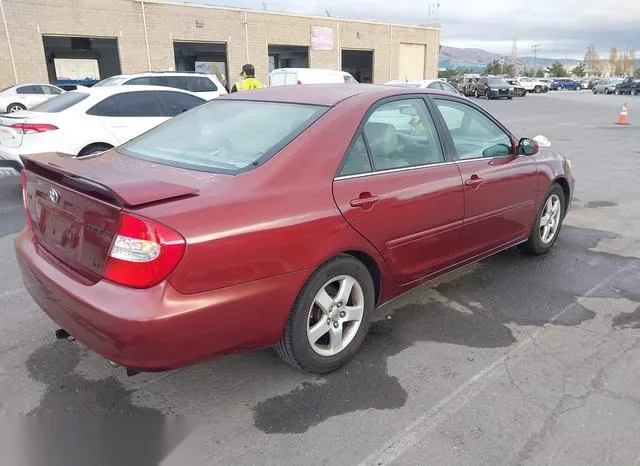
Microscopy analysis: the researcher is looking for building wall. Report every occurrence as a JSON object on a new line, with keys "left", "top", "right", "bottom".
{"left": 0, "top": 0, "right": 439, "bottom": 89}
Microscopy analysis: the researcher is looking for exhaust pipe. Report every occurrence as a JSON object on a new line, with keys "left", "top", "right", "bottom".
{"left": 105, "top": 359, "right": 119, "bottom": 368}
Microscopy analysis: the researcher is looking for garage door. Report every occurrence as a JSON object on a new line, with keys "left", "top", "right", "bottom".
{"left": 398, "top": 43, "right": 426, "bottom": 81}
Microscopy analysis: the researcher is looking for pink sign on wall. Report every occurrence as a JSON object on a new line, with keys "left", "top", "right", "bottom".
{"left": 311, "top": 26, "right": 334, "bottom": 51}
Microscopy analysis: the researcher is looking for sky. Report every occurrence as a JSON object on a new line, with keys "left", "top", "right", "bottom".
{"left": 182, "top": 0, "right": 640, "bottom": 59}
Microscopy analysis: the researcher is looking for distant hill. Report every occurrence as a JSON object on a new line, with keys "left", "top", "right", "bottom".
{"left": 439, "top": 45, "right": 580, "bottom": 69}
{"left": 439, "top": 46, "right": 501, "bottom": 65}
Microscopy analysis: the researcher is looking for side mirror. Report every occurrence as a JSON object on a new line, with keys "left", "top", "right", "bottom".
{"left": 518, "top": 137, "right": 539, "bottom": 156}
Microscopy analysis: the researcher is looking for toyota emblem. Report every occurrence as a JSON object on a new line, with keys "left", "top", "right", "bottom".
{"left": 48, "top": 188, "right": 59, "bottom": 204}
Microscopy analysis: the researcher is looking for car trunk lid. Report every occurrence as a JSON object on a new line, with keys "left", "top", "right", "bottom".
{"left": 21, "top": 152, "right": 203, "bottom": 283}
{"left": 0, "top": 112, "right": 31, "bottom": 148}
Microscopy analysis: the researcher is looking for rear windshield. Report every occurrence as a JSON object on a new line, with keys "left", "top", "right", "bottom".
{"left": 119, "top": 100, "right": 327, "bottom": 173}
{"left": 30, "top": 92, "right": 90, "bottom": 112}
{"left": 488, "top": 78, "right": 507, "bottom": 85}
{"left": 93, "top": 76, "right": 128, "bottom": 87}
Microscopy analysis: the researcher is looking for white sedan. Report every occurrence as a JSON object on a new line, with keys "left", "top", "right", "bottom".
{"left": 0, "top": 85, "right": 206, "bottom": 173}
{"left": 0, "top": 83, "right": 65, "bottom": 113}
{"left": 383, "top": 79, "right": 461, "bottom": 95}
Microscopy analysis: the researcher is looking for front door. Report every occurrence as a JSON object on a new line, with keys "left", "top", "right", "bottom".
{"left": 431, "top": 97, "right": 538, "bottom": 259}
{"left": 332, "top": 97, "right": 464, "bottom": 285}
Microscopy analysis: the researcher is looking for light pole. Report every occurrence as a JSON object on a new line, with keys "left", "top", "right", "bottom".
{"left": 532, "top": 43, "right": 542, "bottom": 72}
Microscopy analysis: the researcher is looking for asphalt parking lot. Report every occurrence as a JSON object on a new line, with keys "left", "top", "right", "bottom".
{"left": 1, "top": 90, "right": 639, "bottom": 465}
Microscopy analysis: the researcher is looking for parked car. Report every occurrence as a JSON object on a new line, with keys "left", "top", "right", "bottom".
{"left": 270, "top": 68, "right": 358, "bottom": 86}
{"left": 384, "top": 79, "right": 461, "bottom": 95}
{"left": 0, "top": 83, "right": 65, "bottom": 113}
{"left": 457, "top": 75, "right": 481, "bottom": 96}
{"left": 587, "top": 78, "right": 601, "bottom": 89}
{"left": 592, "top": 78, "right": 623, "bottom": 94}
{"left": 92, "top": 72, "right": 227, "bottom": 100}
{"left": 515, "top": 77, "right": 548, "bottom": 93}
{"left": 505, "top": 79, "right": 527, "bottom": 97}
{"left": 0, "top": 86, "right": 205, "bottom": 172}
{"left": 15, "top": 84, "right": 574, "bottom": 374}
{"left": 549, "top": 78, "right": 582, "bottom": 91}
{"left": 474, "top": 77, "right": 515, "bottom": 99}
{"left": 614, "top": 77, "right": 640, "bottom": 95}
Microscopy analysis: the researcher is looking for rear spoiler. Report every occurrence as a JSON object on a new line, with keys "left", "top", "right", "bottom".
{"left": 21, "top": 153, "right": 199, "bottom": 207}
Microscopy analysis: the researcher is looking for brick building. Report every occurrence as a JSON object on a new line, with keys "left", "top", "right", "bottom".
{"left": 0, "top": 0, "right": 440, "bottom": 90}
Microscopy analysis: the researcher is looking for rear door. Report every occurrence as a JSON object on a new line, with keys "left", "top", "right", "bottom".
{"left": 332, "top": 97, "right": 464, "bottom": 284}
{"left": 40, "top": 85, "right": 64, "bottom": 101}
{"left": 88, "top": 91, "right": 167, "bottom": 144}
{"left": 431, "top": 97, "right": 538, "bottom": 258}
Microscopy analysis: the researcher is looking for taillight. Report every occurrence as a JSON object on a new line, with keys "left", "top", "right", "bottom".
{"left": 10, "top": 123, "right": 58, "bottom": 134}
{"left": 104, "top": 213, "right": 185, "bottom": 289}
{"left": 20, "top": 171, "right": 34, "bottom": 231}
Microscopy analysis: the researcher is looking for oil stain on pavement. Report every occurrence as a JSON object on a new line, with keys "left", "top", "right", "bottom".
{"left": 25, "top": 342, "right": 196, "bottom": 466}
{"left": 253, "top": 226, "right": 634, "bottom": 434}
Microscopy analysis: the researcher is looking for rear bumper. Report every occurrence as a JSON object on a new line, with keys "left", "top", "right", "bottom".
{"left": 15, "top": 230, "right": 311, "bottom": 371}
{"left": 0, "top": 147, "right": 22, "bottom": 171}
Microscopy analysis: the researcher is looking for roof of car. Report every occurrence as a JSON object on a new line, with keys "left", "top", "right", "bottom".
{"left": 223, "top": 84, "right": 448, "bottom": 106}
{"left": 74, "top": 85, "right": 200, "bottom": 97}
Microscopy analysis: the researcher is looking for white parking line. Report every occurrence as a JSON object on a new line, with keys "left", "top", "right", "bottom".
{"left": 357, "top": 263, "right": 636, "bottom": 466}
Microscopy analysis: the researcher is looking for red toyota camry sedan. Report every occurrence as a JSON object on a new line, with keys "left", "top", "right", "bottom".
{"left": 15, "top": 85, "right": 574, "bottom": 374}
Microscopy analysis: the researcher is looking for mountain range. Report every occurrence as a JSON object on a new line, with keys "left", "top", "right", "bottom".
{"left": 439, "top": 45, "right": 581, "bottom": 68}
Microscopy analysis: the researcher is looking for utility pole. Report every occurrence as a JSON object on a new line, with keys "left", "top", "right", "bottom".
{"left": 532, "top": 43, "right": 542, "bottom": 72}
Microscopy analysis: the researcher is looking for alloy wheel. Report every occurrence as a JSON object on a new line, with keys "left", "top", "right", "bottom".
{"left": 306, "top": 275, "right": 364, "bottom": 357}
{"left": 540, "top": 194, "right": 562, "bottom": 245}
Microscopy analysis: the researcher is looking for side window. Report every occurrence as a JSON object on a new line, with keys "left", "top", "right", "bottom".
{"left": 87, "top": 92, "right": 162, "bottom": 117}
{"left": 113, "top": 92, "right": 162, "bottom": 117}
{"left": 127, "top": 77, "right": 152, "bottom": 86}
{"left": 339, "top": 134, "right": 372, "bottom": 176}
{"left": 428, "top": 82, "right": 443, "bottom": 90}
{"left": 149, "top": 76, "right": 189, "bottom": 91}
{"left": 41, "top": 85, "right": 62, "bottom": 95}
{"left": 156, "top": 91, "right": 205, "bottom": 117}
{"left": 16, "top": 85, "right": 43, "bottom": 95}
{"left": 187, "top": 76, "right": 216, "bottom": 92}
{"left": 86, "top": 95, "right": 119, "bottom": 116}
{"left": 434, "top": 99, "right": 513, "bottom": 160}
{"left": 364, "top": 99, "right": 444, "bottom": 170}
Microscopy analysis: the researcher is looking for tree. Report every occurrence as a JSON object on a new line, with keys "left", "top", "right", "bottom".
{"left": 624, "top": 48, "right": 636, "bottom": 76}
{"left": 609, "top": 47, "right": 619, "bottom": 76}
{"left": 504, "top": 63, "right": 516, "bottom": 77}
{"left": 485, "top": 60, "right": 502, "bottom": 75}
{"left": 572, "top": 62, "right": 586, "bottom": 78}
{"left": 535, "top": 69, "right": 545, "bottom": 78}
{"left": 522, "top": 67, "right": 535, "bottom": 77}
{"left": 547, "top": 61, "right": 568, "bottom": 77}
{"left": 438, "top": 69, "right": 457, "bottom": 79}
{"left": 584, "top": 45, "right": 601, "bottom": 76}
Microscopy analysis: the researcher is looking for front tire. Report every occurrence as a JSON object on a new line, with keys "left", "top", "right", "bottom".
{"left": 523, "top": 183, "right": 566, "bottom": 255}
{"left": 474, "top": 89, "right": 479, "bottom": 98}
{"left": 274, "top": 255, "right": 375, "bottom": 373}
{"left": 534, "top": 86, "right": 542, "bottom": 94}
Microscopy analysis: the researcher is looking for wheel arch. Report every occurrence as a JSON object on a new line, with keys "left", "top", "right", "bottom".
{"left": 341, "top": 250, "right": 382, "bottom": 305}
{"left": 552, "top": 176, "right": 571, "bottom": 215}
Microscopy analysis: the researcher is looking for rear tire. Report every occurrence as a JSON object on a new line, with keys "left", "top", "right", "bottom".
{"left": 7, "top": 103, "right": 26, "bottom": 113}
{"left": 76, "top": 143, "right": 113, "bottom": 158}
{"left": 274, "top": 255, "right": 375, "bottom": 373}
{"left": 534, "top": 86, "right": 542, "bottom": 93}
{"left": 523, "top": 183, "right": 566, "bottom": 255}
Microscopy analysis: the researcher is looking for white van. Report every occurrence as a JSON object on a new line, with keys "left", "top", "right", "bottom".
{"left": 270, "top": 68, "right": 358, "bottom": 86}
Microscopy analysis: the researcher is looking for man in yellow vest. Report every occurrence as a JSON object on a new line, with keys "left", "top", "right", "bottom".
{"left": 230, "top": 64, "right": 264, "bottom": 93}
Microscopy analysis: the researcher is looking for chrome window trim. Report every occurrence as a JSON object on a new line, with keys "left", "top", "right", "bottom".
{"left": 334, "top": 160, "right": 457, "bottom": 181}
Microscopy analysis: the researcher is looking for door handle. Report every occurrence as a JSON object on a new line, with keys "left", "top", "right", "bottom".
{"left": 350, "top": 194, "right": 380, "bottom": 208}
{"left": 464, "top": 175, "right": 483, "bottom": 187}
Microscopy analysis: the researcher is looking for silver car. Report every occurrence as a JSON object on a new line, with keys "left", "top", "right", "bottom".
{"left": 593, "top": 78, "right": 623, "bottom": 94}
